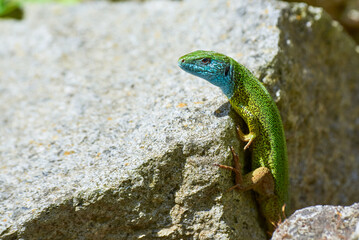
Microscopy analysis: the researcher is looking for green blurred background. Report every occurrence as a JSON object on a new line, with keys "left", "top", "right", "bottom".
{"left": 0, "top": 0, "right": 79, "bottom": 19}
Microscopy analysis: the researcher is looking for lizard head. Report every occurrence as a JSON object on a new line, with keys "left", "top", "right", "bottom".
{"left": 178, "top": 50, "right": 235, "bottom": 98}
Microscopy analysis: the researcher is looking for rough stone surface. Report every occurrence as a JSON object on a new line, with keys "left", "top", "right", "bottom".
{"left": 275, "top": 4, "right": 359, "bottom": 211}
{"left": 273, "top": 203, "right": 359, "bottom": 240}
{"left": 351, "top": 220, "right": 359, "bottom": 240}
{"left": 0, "top": 0, "right": 358, "bottom": 239}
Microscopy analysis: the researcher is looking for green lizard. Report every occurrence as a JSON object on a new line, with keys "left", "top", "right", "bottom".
{"left": 178, "top": 50, "right": 288, "bottom": 233}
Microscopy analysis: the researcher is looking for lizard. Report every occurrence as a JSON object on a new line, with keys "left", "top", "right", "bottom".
{"left": 178, "top": 50, "right": 289, "bottom": 234}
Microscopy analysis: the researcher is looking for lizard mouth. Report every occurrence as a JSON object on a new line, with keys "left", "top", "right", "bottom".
{"left": 178, "top": 61, "right": 206, "bottom": 76}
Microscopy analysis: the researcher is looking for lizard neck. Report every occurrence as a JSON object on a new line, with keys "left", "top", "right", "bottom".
{"left": 213, "top": 75, "right": 235, "bottom": 99}
{"left": 207, "top": 62, "right": 236, "bottom": 99}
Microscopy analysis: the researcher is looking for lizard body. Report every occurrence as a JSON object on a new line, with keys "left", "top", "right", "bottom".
{"left": 178, "top": 50, "right": 288, "bottom": 233}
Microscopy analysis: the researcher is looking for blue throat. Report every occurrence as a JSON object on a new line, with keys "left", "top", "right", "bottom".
{"left": 207, "top": 75, "right": 234, "bottom": 99}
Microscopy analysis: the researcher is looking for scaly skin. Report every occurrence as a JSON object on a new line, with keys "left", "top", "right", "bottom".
{"left": 178, "top": 50, "right": 288, "bottom": 233}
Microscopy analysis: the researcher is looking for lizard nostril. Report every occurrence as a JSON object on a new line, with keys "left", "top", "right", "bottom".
{"left": 181, "top": 59, "right": 185, "bottom": 63}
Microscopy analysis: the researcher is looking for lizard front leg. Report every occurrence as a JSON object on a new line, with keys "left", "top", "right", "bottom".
{"left": 236, "top": 126, "right": 256, "bottom": 150}
{"left": 230, "top": 103, "right": 258, "bottom": 150}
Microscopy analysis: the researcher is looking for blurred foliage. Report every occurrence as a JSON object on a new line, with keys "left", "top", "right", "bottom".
{"left": 0, "top": 0, "right": 80, "bottom": 19}
{"left": 23, "top": 0, "right": 81, "bottom": 3}
{"left": 0, "top": 0, "right": 23, "bottom": 19}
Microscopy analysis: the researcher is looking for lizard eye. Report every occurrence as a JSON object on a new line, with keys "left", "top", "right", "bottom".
{"left": 201, "top": 58, "right": 211, "bottom": 64}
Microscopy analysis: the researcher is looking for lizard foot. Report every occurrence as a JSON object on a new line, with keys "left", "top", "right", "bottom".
{"left": 268, "top": 204, "right": 287, "bottom": 234}
{"left": 236, "top": 126, "right": 255, "bottom": 150}
{"left": 214, "top": 146, "right": 244, "bottom": 191}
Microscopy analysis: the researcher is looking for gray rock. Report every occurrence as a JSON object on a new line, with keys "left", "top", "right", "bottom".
{"left": 0, "top": 0, "right": 358, "bottom": 239}
{"left": 273, "top": 203, "right": 359, "bottom": 240}
{"left": 351, "top": 220, "right": 359, "bottom": 240}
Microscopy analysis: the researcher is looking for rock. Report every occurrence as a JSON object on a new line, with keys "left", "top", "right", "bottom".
{"left": 0, "top": 0, "right": 358, "bottom": 239}
{"left": 276, "top": 3, "right": 359, "bottom": 212}
{"left": 273, "top": 203, "right": 359, "bottom": 240}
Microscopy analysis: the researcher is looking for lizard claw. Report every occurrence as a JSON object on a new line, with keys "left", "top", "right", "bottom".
{"left": 236, "top": 126, "right": 255, "bottom": 150}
